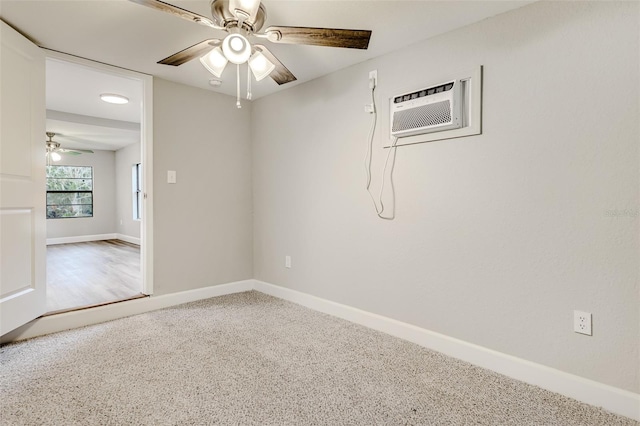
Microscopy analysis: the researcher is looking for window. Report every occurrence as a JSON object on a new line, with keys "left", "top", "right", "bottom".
{"left": 46, "top": 166, "right": 93, "bottom": 219}
{"left": 132, "top": 163, "right": 142, "bottom": 220}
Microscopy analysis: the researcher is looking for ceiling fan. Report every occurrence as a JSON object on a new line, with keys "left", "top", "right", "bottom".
{"left": 46, "top": 132, "right": 94, "bottom": 165}
{"left": 129, "top": 0, "right": 372, "bottom": 105}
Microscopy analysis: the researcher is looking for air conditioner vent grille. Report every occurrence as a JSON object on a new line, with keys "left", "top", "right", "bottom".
{"left": 392, "top": 100, "right": 451, "bottom": 133}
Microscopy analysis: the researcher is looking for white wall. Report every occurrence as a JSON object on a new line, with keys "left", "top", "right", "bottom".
{"left": 46, "top": 149, "right": 116, "bottom": 238}
{"left": 115, "top": 141, "right": 141, "bottom": 240}
{"left": 251, "top": 1, "right": 639, "bottom": 393}
{"left": 152, "top": 78, "right": 253, "bottom": 296}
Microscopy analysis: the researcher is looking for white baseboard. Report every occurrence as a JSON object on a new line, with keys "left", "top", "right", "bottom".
{"left": 0, "top": 280, "right": 254, "bottom": 344}
{"left": 46, "top": 233, "right": 140, "bottom": 246}
{"left": 4, "top": 278, "right": 637, "bottom": 421}
{"left": 116, "top": 233, "right": 140, "bottom": 245}
{"left": 46, "top": 233, "right": 117, "bottom": 245}
{"left": 253, "top": 280, "right": 640, "bottom": 421}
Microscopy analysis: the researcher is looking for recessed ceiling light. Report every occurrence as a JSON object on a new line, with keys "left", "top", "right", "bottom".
{"left": 100, "top": 93, "right": 129, "bottom": 104}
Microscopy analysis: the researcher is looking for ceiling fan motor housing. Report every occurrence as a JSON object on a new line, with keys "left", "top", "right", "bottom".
{"left": 46, "top": 132, "right": 60, "bottom": 151}
{"left": 210, "top": 0, "right": 267, "bottom": 33}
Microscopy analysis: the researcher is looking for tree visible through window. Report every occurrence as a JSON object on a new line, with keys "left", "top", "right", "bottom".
{"left": 46, "top": 166, "right": 93, "bottom": 219}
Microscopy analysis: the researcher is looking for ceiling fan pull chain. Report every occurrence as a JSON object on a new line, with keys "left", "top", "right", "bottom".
{"left": 247, "top": 63, "right": 252, "bottom": 100}
{"left": 236, "top": 64, "right": 242, "bottom": 108}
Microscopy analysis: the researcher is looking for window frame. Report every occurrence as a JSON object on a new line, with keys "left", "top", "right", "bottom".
{"left": 46, "top": 165, "right": 94, "bottom": 219}
{"left": 132, "top": 163, "right": 142, "bottom": 221}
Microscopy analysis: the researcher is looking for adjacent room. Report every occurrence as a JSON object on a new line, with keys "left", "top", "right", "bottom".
{"left": 44, "top": 58, "right": 145, "bottom": 313}
{"left": 0, "top": 0, "right": 638, "bottom": 424}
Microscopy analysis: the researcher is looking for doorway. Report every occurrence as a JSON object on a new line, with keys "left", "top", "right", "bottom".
{"left": 44, "top": 53, "right": 153, "bottom": 313}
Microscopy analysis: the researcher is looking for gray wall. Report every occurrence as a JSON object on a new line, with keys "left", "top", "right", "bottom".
{"left": 153, "top": 78, "right": 253, "bottom": 296}
{"left": 46, "top": 149, "right": 116, "bottom": 238}
{"left": 251, "top": 1, "right": 639, "bottom": 393}
{"left": 115, "top": 141, "right": 141, "bottom": 240}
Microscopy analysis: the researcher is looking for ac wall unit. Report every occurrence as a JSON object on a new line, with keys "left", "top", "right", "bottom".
{"left": 390, "top": 80, "right": 462, "bottom": 138}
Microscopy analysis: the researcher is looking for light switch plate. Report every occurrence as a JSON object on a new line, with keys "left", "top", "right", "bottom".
{"left": 167, "top": 170, "right": 177, "bottom": 184}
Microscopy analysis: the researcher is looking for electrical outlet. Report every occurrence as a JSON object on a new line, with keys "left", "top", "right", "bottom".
{"left": 285, "top": 256, "right": 291, "bottom": 269}
{"left": 369, "top": 70, "right": 377, "bottom": 88}
{"left": 574, "top": 310, "right": 592, "bottom": 336}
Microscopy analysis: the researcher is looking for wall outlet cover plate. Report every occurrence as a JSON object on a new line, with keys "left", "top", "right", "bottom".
{"left": 574, "top": 310, "right": 592, "bottom": 336}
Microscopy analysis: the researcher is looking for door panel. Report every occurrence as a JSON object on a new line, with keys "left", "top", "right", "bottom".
{"left": 0, "top": 210, "right": 33, "bottom": 296}
{"left": 0, "top": 20, "right": 46, "bottom": 335}
{"left": 1, "top": 42, "right": 33, "bottom": 177}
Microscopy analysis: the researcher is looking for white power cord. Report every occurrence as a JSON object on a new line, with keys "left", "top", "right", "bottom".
{"left": 364, "top": 81, "right": 398, "bottom": 220}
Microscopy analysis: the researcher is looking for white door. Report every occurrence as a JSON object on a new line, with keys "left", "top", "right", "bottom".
{"left": 0, "top": 20, "right": 46, "bottom": 335}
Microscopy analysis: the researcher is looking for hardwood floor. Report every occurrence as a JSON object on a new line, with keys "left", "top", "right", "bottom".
{"left": 46, "top": 240, "right": 143, "bottom": 313}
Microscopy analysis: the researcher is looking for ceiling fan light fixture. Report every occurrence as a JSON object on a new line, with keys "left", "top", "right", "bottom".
{"left": 248, "top": 51, "right": 275, "bottom": 81}
{"left": 200, "top": 47, "right": 228, "bottom": 77}
{"left": 222, "top": 34, "right": 251, "bottom": 65}
{"left": 100, "top": 93, "right": 129, "bottom": 104}
{"left": 50, "top": 152, "right": 62, "bottom": 162}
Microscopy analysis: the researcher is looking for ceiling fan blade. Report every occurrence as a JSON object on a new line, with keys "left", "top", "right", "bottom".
{"left": 253, "top": 45, "right": 297, "bottom": 85}
{"left": 159, "top": 39, "right": 222, "bottom": 66}
{"left": 128, "top": 0, "right": 221, "bottom": 29}
{"left": 264, "top": 26, "right": 372, "bottom": 50}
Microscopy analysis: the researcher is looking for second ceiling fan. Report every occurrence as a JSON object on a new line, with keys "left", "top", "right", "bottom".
{"left": 46, "top": 132, "right": 94, "bottom": 166}
{"left": 130, "top": 0, "right": 372, "bottom": 87}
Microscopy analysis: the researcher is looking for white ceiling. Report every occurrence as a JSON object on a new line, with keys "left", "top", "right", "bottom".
{"left": 2, "top": 0, "right": 534, "bottom": 151}
{"left": 1, "top": 0, "right": 534, "bottom": 101}
{"left": 44, "top": 58, "right": 142, "bottom": 151}
{"left": 46, "top": 58, "right": 142, "bottom": 123}
{"left": 47, "top": 109, "right": 141, "bottom": 151}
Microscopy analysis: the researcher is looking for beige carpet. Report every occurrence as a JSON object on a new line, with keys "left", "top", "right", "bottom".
{"left": 0, "top": 291, "right": 636, "bottom": 425}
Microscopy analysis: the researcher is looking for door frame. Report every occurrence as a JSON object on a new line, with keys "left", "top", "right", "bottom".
{"left": 45, "top": 50, "right": 154, "bottom": 295}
